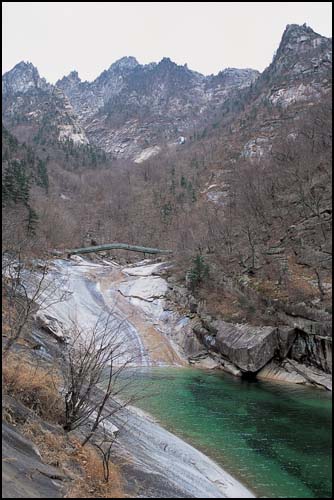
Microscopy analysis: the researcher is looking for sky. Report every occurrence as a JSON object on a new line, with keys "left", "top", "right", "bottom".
{"left": 2, "top": 2, "right": 332, "bottom": 83}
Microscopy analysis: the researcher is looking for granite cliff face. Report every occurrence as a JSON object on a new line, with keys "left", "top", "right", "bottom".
{"left": 2, "top": 61, "right": 89, "bottom": 147}
{"left": 2, "top": 61, "right": 50, "bottom": 95}
{"left": 166, "top": 277, "right": 332, "bottom": 391}
{"left": 264, "top": 23, "right": 332, "bottom": 84}
{"left": 239, "top": 23, "right": 332, "bottom": 159}
{"left": 56, "top": 58, "right": 259, "bottom": 159}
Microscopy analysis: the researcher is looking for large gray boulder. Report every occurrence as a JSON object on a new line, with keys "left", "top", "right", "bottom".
{"left": 213, "top": 321, "right": 279, "bottom": 373}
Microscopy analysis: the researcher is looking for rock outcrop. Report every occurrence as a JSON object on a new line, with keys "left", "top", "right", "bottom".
{"left": 237, "top": 23, "right": 332, "bottom": 160}
{"left": 257, "top": 358, "right": 332, "bottom": 391}
{"left": 56, "top": 58, "right": 259, "bottom": 158}
{"left": 290, "top": 329, "right": 332, "bottom": 374}
{"left": 2, "top": 422, "right": 67, "bottom": 498}
{"left": 2, "top": 58, "right": 259, "bottom": 160}
{"left": 195, "top": 321, "right": 279, "bottom": 372}
{"left": 34, "top": 310, "right": 67, "bottom": 343}
{"left": 192, "top": 315, "right": 332, "bottom": 389}
{"left": 165, "top": 271, "right": 332, "bottom": 389}
{"left": 2, "top": 61, "right": 51, "bottom": 95}
{"left": 118, "top": 265, "right": 169, "bottom": 320}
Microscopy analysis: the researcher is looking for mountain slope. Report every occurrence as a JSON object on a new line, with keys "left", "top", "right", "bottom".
{"left": 239, "top": 23, "right": 332, "bottom": 159}
{"left": 56, "top": 57, "right": 259, "bottom": 159}
{"left": 1, "top": 59, "right": 259, "bottom": 161}
{"left": 2, "top": 125, "right": 48, "bottom": 206}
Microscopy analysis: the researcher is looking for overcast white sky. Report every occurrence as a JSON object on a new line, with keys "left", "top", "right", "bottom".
{"left": 2, "top": 2, "right": 332, "bottom": 83}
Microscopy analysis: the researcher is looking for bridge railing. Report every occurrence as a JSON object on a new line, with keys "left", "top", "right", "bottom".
{"left": 63, "top": 243, "right": 173, "bottom": 257}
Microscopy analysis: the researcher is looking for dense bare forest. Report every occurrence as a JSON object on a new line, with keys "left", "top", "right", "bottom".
{"left": 3, "top": 90, "right": 332, "bottom": 326}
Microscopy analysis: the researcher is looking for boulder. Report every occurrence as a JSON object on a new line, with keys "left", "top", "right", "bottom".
{"left": 34, "top": 311, "right": 66, "bottom": 342}
{"left": 285, "top": 359, "right": 332, "bottom": 391}
{"left": 214, "top": 321, "right": 279, "bottom": 373}
{"left": 118, "top": 276, "right": 168, "bottom": 302}
{"left": 220, "top": 359, "right": 242, "bottom": 377}
{"left": 183, "top": 331, "right": 204, "bottom": 357}
{"left": 276, "top": 309, "right": 332, "bottom": 373}
{"left": 193, "top": 355, "right": 221, "bottom": 370}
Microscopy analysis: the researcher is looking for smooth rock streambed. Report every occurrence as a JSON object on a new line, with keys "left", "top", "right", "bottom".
{"left": 29, "top": 256, "right": 331, "bottom": 498}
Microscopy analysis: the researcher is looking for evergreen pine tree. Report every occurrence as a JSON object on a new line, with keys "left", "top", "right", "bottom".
{"left": 187, "top": 254, "right": 210, "bottom": 292}
{"left": 26, "top": 206, "right": 39, "bottom": 236}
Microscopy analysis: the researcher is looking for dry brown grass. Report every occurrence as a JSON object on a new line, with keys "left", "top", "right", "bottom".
{"left": 21, "top": 419, "right": 70, "bottom": 466}
{"left": 286, "top": 255, "right": 327, "bottom": 300}
{"left": 199, "top": 288, "right": 245, "bottom": 322}
{"left": 66, "top": 444, "right": 126, "bottom": 498}
{"left": 20, "top": 418, "right": 126, "bottom": 498}
{"left": 2, "top": 293, "right": 12, "bottom": 337}
{"left": 4, "top": 351, "right": 126, "bottom": 498}
{"left": 3, "top": 353, "right": 64, "bottom": 424}
{"left": 253, "top": 277, "right": 288, "bottom": 301}
{"left": 3, "top": 347, "right": 126, "bottom": 497}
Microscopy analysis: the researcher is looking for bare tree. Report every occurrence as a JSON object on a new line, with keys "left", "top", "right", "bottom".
{"left": 314, "top": 267, "right": 326, "bottom": 302}
{"left": 91, "top": 425, "right": 116, "bottom": 483}
{"left": 63, "top": 314, "right": 139, "bottom": 447}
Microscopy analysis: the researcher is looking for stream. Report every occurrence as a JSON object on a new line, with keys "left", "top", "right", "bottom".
{"left": 123, "top": 367, "right": 332, "bottom": 498}
{"left": 38, "top": 257, "right": 331, "bottom": 498}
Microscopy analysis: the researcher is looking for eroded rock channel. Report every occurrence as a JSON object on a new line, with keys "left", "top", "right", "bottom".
{"left": 12, "top": 255, "right": 331, "bottom": 498}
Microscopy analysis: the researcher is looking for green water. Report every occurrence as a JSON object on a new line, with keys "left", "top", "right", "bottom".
{"left": 125, "top": 367, "right": 332, "bottom": 498}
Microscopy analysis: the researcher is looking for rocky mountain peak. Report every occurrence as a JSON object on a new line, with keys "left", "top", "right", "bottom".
{"left": 109, "top": 56, "right": 139, "bottom": 71}
{"left": 67, "top": 70, "right": 81, "bottom": 82}
{"left": 13, "top": 60, "right": 36, "bottom": 71}
{"left": 262, "top": 23, "right": 332, "bottom": 83}
{"left": 2, "top": 60, "right": 50, "bottom": 95}
{"left": 153, "top": 57, "right": 201, "bottom": 84}
{"left": 279, "top": 23, "right": 330, "bottom": 53}
{"left": 159, "top": 57, "right": 175, "bottom": 66}
{"left": 282, "top": 23, "right": 319, "bottom": 42}
{"left": 156, "top": 57, "right": 197, "bottom": 75}
{"left": 56, "top": 70, "right": 82, "bottom": 89}
{"left": 2, "top": 24, "right": 331, "bottom": 161}
{"left": 214, "top": 67, "right": 260, "bottom": 86}
{"left": 2, "top": 61, "right": 89, "bottom": 147}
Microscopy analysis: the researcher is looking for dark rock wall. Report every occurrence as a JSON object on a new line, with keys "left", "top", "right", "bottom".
{"left": 289, "top": 330, "right": 332, "bottom": 374}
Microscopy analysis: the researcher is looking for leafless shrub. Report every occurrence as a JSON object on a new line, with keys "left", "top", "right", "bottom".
{"left": 91, "top": 425, "right": 115, "bottom": 483}
{"left": 63, "top": 314, "right": 139, "bottom": 447}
